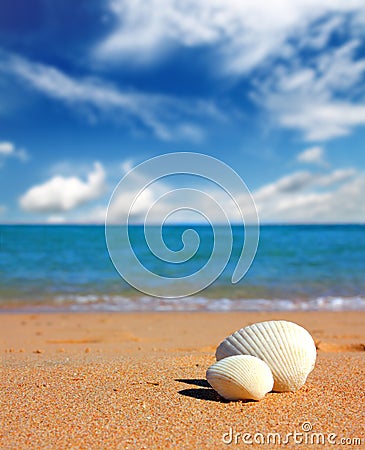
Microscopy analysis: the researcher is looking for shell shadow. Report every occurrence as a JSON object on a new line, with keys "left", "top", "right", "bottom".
{"left": 175, "top": 378, "right": 210, "bottom": 388}
{"left": 176, "top": 379, "right": 256, "bottom": 403}
{"left": 175, "top": 378, "right": 226, "bottom": 403}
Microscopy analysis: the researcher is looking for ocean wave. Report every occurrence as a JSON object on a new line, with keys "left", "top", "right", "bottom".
{"left": 46, "top": 294, "right": 365, "bottom": 312}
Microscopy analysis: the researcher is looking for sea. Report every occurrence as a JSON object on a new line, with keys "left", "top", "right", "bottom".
{"left": 1, "top": 224, "right": 365, "bottom": 312}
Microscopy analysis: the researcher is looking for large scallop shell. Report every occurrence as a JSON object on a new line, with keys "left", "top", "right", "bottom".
{"left": 215, "top": 320, "right": 316, "bottom": 392}
{"left": 206, "top": 354, "right": 274, "bottom": 401}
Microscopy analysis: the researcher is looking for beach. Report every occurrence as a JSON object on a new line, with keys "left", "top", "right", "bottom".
{"left": 3, "top": 1, "right": 365, "bottom": 448}
{"left": 2, "top": 311, "right": 364, "bottom": 449}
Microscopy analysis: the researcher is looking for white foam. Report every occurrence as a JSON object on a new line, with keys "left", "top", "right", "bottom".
{"left": 51, "top": 294, "right": 365, "bottom": 312}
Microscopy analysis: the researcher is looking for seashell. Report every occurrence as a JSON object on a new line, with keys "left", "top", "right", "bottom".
{"left": 215, "top": 320, "right": 316, "bottom": 392}
{"left": 206, "top": 354, "right": 274, "bottom": 401}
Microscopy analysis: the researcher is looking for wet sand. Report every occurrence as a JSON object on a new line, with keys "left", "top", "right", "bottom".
{"left": 1, "top": 311, "right": 365, "bottom": 449}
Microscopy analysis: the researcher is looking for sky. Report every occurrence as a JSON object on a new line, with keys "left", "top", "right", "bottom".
{"left": 1, "top": 0, "right": 365, "bottom": 224}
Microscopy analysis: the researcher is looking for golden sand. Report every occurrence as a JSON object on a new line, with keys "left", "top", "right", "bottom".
{"left": 1, "top": 311, "right": 365, "bottom": 449}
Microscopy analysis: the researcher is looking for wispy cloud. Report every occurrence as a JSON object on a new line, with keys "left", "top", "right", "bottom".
{"left": 253, "top": 40, "right": 365, "bottom": 141}
{"left": 253, "top": 168, "right": 363, "bottom": 222}
{"left": 95, "top": 1, "right": 365, "bottom": 141}
{"left": 2, "top": 3, "right": 364, "bottom": 143}
{"left": 20, "top": 162, "right": 106, "bottom": 213}
{"left": 95, "top": 1, "right": 364, "bottom": 73}
{"left": 46, "top": 215, "right": 67, "bottom": 224}
{"left": 0, "top": 141, "right": 28, "bottom": 163}
{"left": 297, "top": 146, "right": 327, "bottom": 167}
{"left": 0, "top": 53, "right": 219, "bottom": 142}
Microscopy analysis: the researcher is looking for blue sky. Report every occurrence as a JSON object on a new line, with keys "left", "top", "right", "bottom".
{"left": 1, "top": 0, "right": 365, "bottom": 223}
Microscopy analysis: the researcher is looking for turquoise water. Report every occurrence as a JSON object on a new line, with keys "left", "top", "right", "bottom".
{"left": 0, "top": 224, "right": 365, "bottom": 311}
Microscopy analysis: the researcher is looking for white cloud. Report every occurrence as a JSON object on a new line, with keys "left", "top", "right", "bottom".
{"left": 121, "top": 159, "right": 134, "bottom": 174}
{"left": 253, "top": 172, "right": 312, "bottom": 203}
{"left": 77, "top": 205, "right": 108, "bottom": 223}
{"left": 1, "top": 53, "right": 219, "bottom": 142}
{"left": 0, "top": 3, "right": 364, "bottom": 144}
{"left": 0, "top": 142, "right": 13, "bottom": 155}
{"left": 316, "top": 169, "right": 356, "bottom": 187}
{"left": 34, "top": 161, "right": 363, "bottom": 224}
{"left": 107, "top": 186, "right": 245, "bottom": 224}
{"left": 20, "top": 162, "right": 106, "bottom": 213}
{"left": 2, "top": 3, "right": 364, "bottom": 143}
{"left": 46, "top": 215, "right": 67, "bottom": 224}
{"left": 95, "top": 1, "right": 365, "bottom": 141}
{"left": 96, "top": 1, "right": 364, "bottom": 72}
{"left": 279, "top": 101, "right": 365, "bottom": 141}
{"left": 105, "top": 164, "right": 249, "bottom": 225}
{"left": 47, "top": 205, "right": 108, "bottom": 224}
{"left": 254, "top": 40, "right": 365, "bottom": 141}
{"left": 0, "top": 141, "right": 28, "bottom": 162}
{"left": 253, "top": 168, "right": 364, "bottom": 222}
{"left": 297, "top": 146, "right": 327, "bottom": 166}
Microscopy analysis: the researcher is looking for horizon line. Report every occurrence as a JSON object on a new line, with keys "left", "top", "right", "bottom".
{"left": 1, "top": 222, "right": 364, "bottom": 226}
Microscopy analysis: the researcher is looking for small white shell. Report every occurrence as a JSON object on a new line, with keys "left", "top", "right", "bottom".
{"left": 206, "top": 355, "right": 274, "bottom": 401}
{"left": 215, "top": 320, "right": 316, "bottom": 392}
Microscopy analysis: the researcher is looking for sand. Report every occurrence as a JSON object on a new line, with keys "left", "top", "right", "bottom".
{"left": 1, "top": 311, "right": 365, "bottom": 449}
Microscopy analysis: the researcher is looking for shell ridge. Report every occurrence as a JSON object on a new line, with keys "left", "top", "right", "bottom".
{"left": 207, "top": 375, "right": 251, "bottom": 400}
{"left": 223, "top": 331, "right": 251, "bottom": 357}
{"left": 227, "top": 323, "right": 293, "bottom": 387}
{"left": 235, "top": 328, "right": 268, "bottom": 360}
{"left": 282, "top": 321, "right": 316, "bottom": 377}
{"left": 250, "top": 323, "right": 289, "bottom": 383}
{"left": 273, "top": 321, "right": 313, "bottom": 390}
{"left": 213, "top": 365, "right": 251, "bottom": 384}
{"left": 206, "top": 355, "right": 274, "bottom": 401}
{"left": 265, "top": 321, "right": 303, "bottom": 389}
{"left": 242, "top": 325, "right": 282, "bottom": 364}
{"left": 231, "top": 331, "right": 255, "bottom": 355}
{"left": 270, "top": 321, "right": 298, "bottom": 387}
{"left": 216, "top": 335, "right": 242, "bottom": 359}
{"left": 260, "top": 322, "right": 296, "bottom": 389}
{"left": 234, "top": 329, "right": 267, "bottom": 357}
{"left": 222, "top": 331, "right": 263, "bottom": 361}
